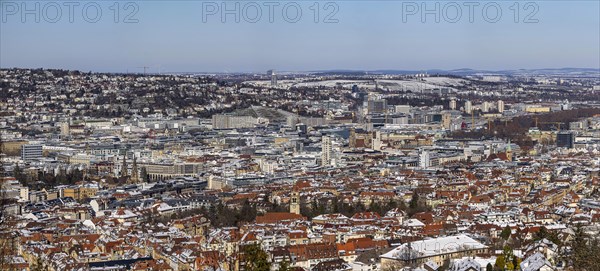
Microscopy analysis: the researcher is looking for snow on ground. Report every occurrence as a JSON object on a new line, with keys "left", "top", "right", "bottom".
{"left": 422, "top": 77, "right": 468, "bottom": 86}
{"left": 242, "top": 77, "right": 464, "bottom": 92}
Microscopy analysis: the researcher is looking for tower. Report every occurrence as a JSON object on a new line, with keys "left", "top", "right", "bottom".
{"left": 321, "top": 135, "right": 332, "bottom": 166}
{"left": 497, "top": 100, "right": 505, "bottom": 113}
{"left": 506, "top": 140, "right": 513, "bottom": 161}
{"left": 120, "top": 153, "right": 128, "bottom": 178}
{"left": 349, "top": 128, "right": 356, "bottom": 148}
{"left": 464, "top": 100, "right": 472, "bottom": 114}
{"left": 60, "top": 122, "right": 70, "bottom": 136}
{"left": 419, "top": 149, "right": 430, "bottom": 169}
{"left": 131, "top": 157, "right": 139, "bottom": 183}
{"left": 449, "top": 98, "right": 457, "bottom": 110}
{"left": 268, "top": 70, "right": 277, "bottom": 86}
{"left": 290, "top": 184, "right": 300, "bottom": 215}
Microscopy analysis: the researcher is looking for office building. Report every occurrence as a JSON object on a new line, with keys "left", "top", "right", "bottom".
{"left": 321, "top": 136, "right": 332, "bottom": 166}
{"left": 556, "top": 132, "right": 574, "bottom": 148}
{"left": 21, "top": 144, "right": 43, "bottom": 161}
{"left": 449, "top": 98, "right": 457, "bottom": 110}
{"left": 464, "top": 100, "right": 472, "bottom": 114}
{"left": 267, "top": 69, "right": 277, "bottom": 86}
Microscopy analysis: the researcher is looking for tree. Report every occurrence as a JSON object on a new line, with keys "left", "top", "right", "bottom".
{"left": 241, "top": 244, "right": 271, "bottom": 271}
{"left": 30, "top": 254, "right": 49, "bottom": 271}
{"left": 567, "top": 226, "right": 600, "bottom": 271}
{"left": 140, "top": 167, "right": 149, "bottom": 182}
{"left": 277, "top": 260, "right": 291, "bottom": 271}
{"left": 494, "top": 255, "right": 506, "bottom": 271}
{"left": 12, "top": 164, "right": 26, "bottom": 184}
{"left": 494, "top": 245, "right": 518, "bottom": 271}
{"left": 486, "top": 263, "right": 493, "bottom": 271}
{"left": 409, "top": 193, "right": 419, "bottom": 210}
{"left": 501, "top": 226, "right": 512, "bottom": 240}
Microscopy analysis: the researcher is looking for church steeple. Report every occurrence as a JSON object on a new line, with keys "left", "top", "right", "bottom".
{"left": 290, "top": 183, "right": 300, "bottom": 215}
{"left": 120, "top": 152, "right": 128, "bottom": 178}
{"left": 131, "top": 157, "right": 139, "bottom": 183}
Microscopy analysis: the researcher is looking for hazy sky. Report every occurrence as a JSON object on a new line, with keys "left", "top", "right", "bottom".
{"left": 1, "top": 1, "right": 599, "bottom": 72}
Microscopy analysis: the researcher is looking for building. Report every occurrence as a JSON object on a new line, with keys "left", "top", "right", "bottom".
{"left": 321, "top": 135, "right": 333, "bottom": 166}
{"left": 556, "top": 132, "right": 574, "bottom": 148}
{"left": 21, "top": 144, "right": 43, "bottom": 161}
{"left": 497, "top": 100, "right": 505, "bottom": 113}
{"left": 464, "top": 101, "right": 472, "bottom": 114}
{"left": 60, "top": 121, "right": 70, "bottom": 136}
{"left": 367, "top": 99, "right": 387, "bottom": 114}
{"left": 268, "top": 69, "right": 277, "bottom": 86}
{"left": 449, "top": 99, "right": 457, "bottom": 110}
{"left": 395, "top": 105, "right": 411, "bottom": 114}
{"left": 290, "top": 186, "right": 300, "bottom": 215}
{"left": 419, "top": 150, "right": 430, "bottom": 169}
{"left": 212, "top": 114, "right": 259, "bottom": 129}
{"left": 380, "top": 235, "right": 488, "bottom": 269}
{"left": 482, "top": 102, "right": 491, "bottom": 113}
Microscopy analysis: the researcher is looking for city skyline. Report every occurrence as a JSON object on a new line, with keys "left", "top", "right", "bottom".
{"left": 1, "top": 1, "right": 599, "bottom": 72}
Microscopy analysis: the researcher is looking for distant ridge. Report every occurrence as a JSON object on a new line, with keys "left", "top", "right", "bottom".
{"left": 308, "top": 67, "right": 600, "bottom": 76}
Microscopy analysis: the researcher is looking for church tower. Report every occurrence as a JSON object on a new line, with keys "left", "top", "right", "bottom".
{"left": 506, "top": 140, "right": 513, "bottom": 161}
{"left": 131, "top": 157, "right": 139, "bottom": 183}
{"left": 120, "top": 153, "right": 128, "bottom": 178}
{"left": 290, "top": 184, "right": 300, "bottom": 215}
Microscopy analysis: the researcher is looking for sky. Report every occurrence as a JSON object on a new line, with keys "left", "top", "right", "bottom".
{"left": 1, "top": 0, "right": 599, "bottom": 73}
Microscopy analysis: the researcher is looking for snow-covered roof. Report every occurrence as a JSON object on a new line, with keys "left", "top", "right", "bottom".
{"left": 520, "top": 252, "right": 553, "bottom": 271}
{"left": 381, "top": 235, "right": 487, "bottom": 260}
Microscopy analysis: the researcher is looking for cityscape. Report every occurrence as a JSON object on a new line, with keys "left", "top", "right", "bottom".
{"left": 1, "top": 67, "right": 600, "bottom": 271}
{"left": 1, "top": 1, "right": 600, "bottom": 271}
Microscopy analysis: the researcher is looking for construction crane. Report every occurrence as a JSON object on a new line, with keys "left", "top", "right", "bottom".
{"left": 136, "top": 66, "right": 150, "bottom": 75}
{"left": 540, "top": 122, "right": 564, "bottom": 131}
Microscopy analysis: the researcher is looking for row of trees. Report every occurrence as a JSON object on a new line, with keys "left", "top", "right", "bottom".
{"left": 12, "top": 165, "right": 85, "bottom": 190}
{"left": 300, "top": 193, "right": 431, "bottom": 219}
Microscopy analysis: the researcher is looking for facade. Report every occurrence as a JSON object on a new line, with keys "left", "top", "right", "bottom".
{"left": 497, "top": 100, "right": 505, "bottom": 113}
{"left": 212, "top": 114, "right": 258, "bottom": 129}
{"left": 556, "top": 132, "right": 574, "bottom": 148}
{"left": 321, "top": 136, "right": 333, "bottom": 166}
{"left": 367, "top": 99, "right": 387, "bottom": 115}
{"left": 464, "top": 101, "right": 472, "bottom": 114}
{"left": 21, "top": 144, "right": 43, "bottom": 161}
{"left": 449, "top": 99, "right": 457, "bottom": 110}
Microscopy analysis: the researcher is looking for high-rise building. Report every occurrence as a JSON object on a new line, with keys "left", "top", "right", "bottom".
{"left": 497, "top": 100, "right": 505, "bottom": 113}
{"left": 556, "top": 132, "right": 574, "bottom": 148}
{"left": 367, "top": 98, "right": 387, "bottom": 114}
{"left": 267, "top": 69, "right": 277, "bottom": 86}
{"left": 60, "top": 122, "right": 70, "bottom": 136}
{"left": 449, "top": 98, "right": 457, "bottom": 110}
{"left": 21, "top": 144, "right": 42, "bottom": 161}
{"left": 321, "top": 135, "right": 332, "bottom": 166}
{"left": 419, "top": 150, "right": 430, "bottom": 168}
{"left": 482, "top": 101, "right": 491, "bottom": 113}
{"left": 442, "top": 113, "right": 452, "bottom": 129}
{"left": 464, "top": 100, "right": 472, "bottom": 114}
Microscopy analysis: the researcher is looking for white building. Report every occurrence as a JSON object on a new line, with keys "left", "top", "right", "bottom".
{"left": 497, "top": 100, "right": 505, "bottom": 113}
{"left": 464, "top": 101, "right": 472, "bottom": 114}
{"left": 380, "top": 235, "right": 488, "bottom": 269}
{"left": 449, "top": 98, "right": 457, "bottom": 110}
{"left": 321, "top": 135, "right": 333, "bottom": 166}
